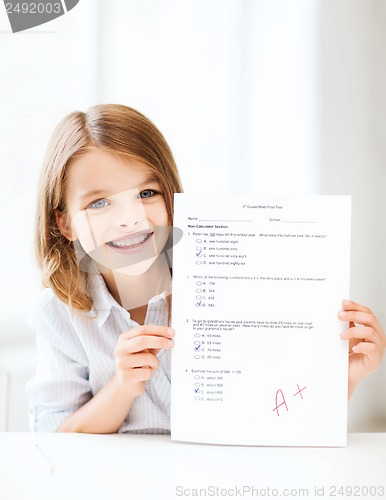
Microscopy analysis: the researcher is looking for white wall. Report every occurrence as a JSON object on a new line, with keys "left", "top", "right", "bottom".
{"left": 0, "top": 0, "right": 384, "bottom": 432}
{"left": 317, "top": 0, "right": 386, "bottom": 431}
{"left": 97, "top": 0, "right": 319, "bottom": 195}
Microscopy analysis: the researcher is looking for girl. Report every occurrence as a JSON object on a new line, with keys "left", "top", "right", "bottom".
{"left": 27, "top": 104, "right": 385, "bottom": 433}
{"left": 27, "top": 104, "right": 182, "bottom": 433}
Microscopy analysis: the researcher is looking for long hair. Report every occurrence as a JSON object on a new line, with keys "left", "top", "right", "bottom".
{"left": 35, "top": 104, "right": 183, "bottom": 311}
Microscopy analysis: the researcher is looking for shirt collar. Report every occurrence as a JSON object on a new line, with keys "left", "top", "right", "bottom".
{"left": 86, "top": 271, "right": 169, "bottom": 328}
{"left": 85, "top": 272, "right": 121, "bottom": 327}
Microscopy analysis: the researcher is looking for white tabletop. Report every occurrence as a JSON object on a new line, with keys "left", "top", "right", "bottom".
{"left": 0, "top": 433, "right": 385, "bottom": 500}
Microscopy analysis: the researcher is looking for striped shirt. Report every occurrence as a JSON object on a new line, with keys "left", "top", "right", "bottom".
{"left": 26, "top": 272, "right": 171, "bottom": 433}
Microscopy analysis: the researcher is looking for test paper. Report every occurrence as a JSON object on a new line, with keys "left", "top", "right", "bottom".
{"left": 171, "top": 194, "right": 351, "bottom": 446}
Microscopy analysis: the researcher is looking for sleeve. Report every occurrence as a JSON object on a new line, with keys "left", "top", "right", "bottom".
{"left": 25, "top": 290, "right": 93, "bottom": 432}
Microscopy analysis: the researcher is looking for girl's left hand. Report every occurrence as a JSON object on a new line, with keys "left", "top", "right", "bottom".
{"left": 338, "top": 300, "right": 386, "bottom": 397}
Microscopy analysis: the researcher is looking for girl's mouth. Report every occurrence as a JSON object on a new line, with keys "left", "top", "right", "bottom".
{"left": 106, "top": 231, "right": 153, "bottom": 255}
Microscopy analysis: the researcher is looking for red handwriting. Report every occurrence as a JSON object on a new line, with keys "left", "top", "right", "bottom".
{"left": 273, "top": 384, "right": 307, "bottom": 416}
{"left": 273, "top": 389, "right": 288, "bottom": 416}
{"left": 293, "top": 384, "right": 307, "bottom": 399}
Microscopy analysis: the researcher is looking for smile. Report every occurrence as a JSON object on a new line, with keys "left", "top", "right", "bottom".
{"left": 107, "top": 232, "right": 153, "bottom": 249}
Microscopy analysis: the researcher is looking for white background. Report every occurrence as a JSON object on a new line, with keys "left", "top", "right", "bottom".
{"left": 0, "top": 0, "right": 385, "bottom": 432}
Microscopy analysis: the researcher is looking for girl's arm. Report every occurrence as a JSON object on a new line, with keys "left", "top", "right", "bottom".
{"left": 57, "top": 325, "right": 174, "bottom": 433}
{"left": 57, "top": 374, "right": 140, "bottom": 433}
{"left": 338, "top": 300, "right": 386, "bottom": 399}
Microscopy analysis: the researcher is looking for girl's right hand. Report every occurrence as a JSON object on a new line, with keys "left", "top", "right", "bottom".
{"left": 114, "top": 325, "right": 175, "bottom": 397}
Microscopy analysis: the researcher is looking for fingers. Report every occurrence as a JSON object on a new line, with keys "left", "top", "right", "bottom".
{"left": 341, "top": 299, "right": 372, "bottom": 314}
{"left": 352, "top": 340, "right": 381, "bottom": 357}
{"left": 341, "top": 323, "right": 385, "bottom": 354}
{"left": 338, "top": 309, "right": 379, "bottom": 331}
{"left": 114, "top": 324, "right": 176, "bottom": 389}
{"left": 116, "top": 351, "right": 159, "bottom": 371}
{"left": 117, "top": 334, "right": 174, "bottom": 354}
{"left": 351, "top": 342, "right": 384, "bottom": 369}
{"left": 118, "top": 367, "right": 154, "bottom": 385}
{"left": 339, "top": 300, "right": 386, "bottom": 386}
{"left": 338, "top": 300, "right": 384, "bottom": 338}
{"left": 341, "top": 319, "right": 385, "bottom": 375}
{"left": 340, "top": 326, "right": 378, "bottom": 343}
{"left": 117, "top": 325, "right": 175, "bottom": 354}
{"left": 115, "top": 349, "right": 161, "bottom": 386}
{"left": 120, "top": 325, "right": 175, "bottom": 342}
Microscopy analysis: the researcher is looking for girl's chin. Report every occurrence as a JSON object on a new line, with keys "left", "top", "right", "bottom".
{"left": 113, "top": 256, "right": 159, "bottom": 276}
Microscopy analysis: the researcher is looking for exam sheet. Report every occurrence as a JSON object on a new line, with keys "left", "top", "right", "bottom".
{"left": 171, "top": 194, "right": 351, "bottom": 446}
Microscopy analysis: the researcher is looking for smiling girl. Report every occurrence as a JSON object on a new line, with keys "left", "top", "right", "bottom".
{"left": 27, "top": 104, "right": 385, "bottom": 434}
{"left": 27, "top": 104, "right": 182, "bottom": 433}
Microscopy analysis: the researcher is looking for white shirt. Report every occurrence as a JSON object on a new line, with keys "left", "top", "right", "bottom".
{"left": 26, "top": 272, "right": 171, "bottom": 433}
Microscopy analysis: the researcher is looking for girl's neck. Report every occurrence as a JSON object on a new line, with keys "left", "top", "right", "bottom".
{"left": 99, "top": 254, "right": 171, "bottom": 321}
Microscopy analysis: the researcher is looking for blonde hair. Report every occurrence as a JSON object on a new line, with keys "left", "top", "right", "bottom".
{"left": 35, "top": 104, "right": 183, "bottom": 311}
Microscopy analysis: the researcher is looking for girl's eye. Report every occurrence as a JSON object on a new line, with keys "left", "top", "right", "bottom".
{"left": 87, "top": 199, "right": 110, "bottom": 209}
{"left": 139, "top": 189, "right": 158, "bottom": 199}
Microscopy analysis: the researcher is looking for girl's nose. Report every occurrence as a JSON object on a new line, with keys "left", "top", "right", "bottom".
{"left": 115, "top": 197, "right": 147, "bottom": 229}
{"left": 118, "top": 219, "right": 139, "bottom": 228}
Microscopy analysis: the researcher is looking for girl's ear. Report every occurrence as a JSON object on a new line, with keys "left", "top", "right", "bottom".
{"left": 55, "top": 209, "right": 76, "bottom": 241}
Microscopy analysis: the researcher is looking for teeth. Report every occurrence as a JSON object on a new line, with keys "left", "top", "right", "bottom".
{"left": 110, "top": 233, "right": 149, "bottom": 247}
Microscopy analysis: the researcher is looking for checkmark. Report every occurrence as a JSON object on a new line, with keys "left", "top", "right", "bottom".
{"left": 195, "top": 300, "right": 202, "bottom": 307}
{"left": 196, "top": 249, "right": 202, "bottom": 257}
{"left": 194, "top": 388, "right": 200, "bottom": 393}
{"left": 194, "top": 344, "right": 201, "bottom": 351}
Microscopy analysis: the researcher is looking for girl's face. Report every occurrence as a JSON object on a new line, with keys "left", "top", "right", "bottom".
{"left": 58, "top": 148, "right": 170, "bottom": 275}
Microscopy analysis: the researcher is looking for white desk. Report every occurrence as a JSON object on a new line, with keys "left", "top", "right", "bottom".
{"left": 0, "top": 433, "right": 385, "bottom": 500}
